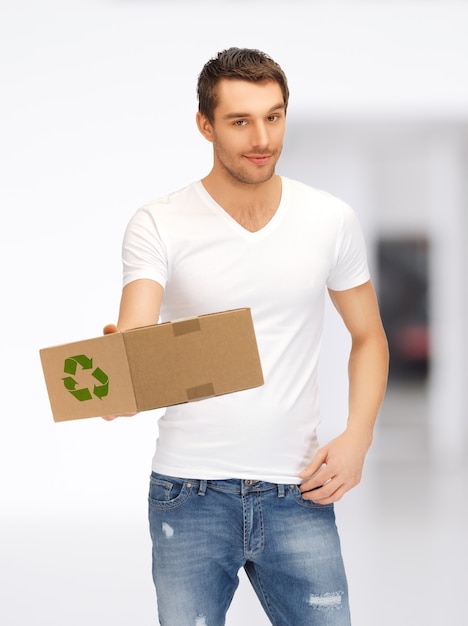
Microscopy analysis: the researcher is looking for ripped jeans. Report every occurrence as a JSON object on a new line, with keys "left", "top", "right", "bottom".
{"left": 148, "top": 472, "right": 351, "bottom": 626}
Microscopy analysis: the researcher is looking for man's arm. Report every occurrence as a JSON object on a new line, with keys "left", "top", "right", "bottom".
{"left": 110, "top": 278, "right": 164, "bottom": 331}
{"left": 299, "top": 279, "right": 389, "bottom": 503}
{"left": 102, "top": 278, "right": 164, "bottom": 420}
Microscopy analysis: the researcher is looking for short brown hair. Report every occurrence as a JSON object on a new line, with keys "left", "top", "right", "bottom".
{"left": 197, "top": 47, "right": 289, "bottom": 123}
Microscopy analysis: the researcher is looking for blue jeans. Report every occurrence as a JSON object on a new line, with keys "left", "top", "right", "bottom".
{"left": 148, "top": 472, "right": 351, "bottom": 626}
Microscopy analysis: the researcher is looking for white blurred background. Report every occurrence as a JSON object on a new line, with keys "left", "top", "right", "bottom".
{"left": 1, "top": 1, "right": 467, "bottom": 624}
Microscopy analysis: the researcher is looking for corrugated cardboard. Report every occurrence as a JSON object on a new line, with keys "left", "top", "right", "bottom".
{"left": 40, "top": 308, "right": 264, "bottom": 422}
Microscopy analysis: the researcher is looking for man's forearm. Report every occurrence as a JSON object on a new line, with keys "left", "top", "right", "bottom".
{"left": 346, "top": 331, "right": 389, "bottom": 445}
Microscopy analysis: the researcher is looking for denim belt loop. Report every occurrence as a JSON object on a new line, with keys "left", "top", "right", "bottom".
{"left": 277, "top": 483, "right": 285, "bottom": 498}
{"left": 198, "top": 480, "right": 207, "bottom": 496}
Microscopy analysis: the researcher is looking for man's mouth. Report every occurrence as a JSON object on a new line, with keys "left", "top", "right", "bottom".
{"left": 245, "top": 155, "right": 272, "bottom": 165}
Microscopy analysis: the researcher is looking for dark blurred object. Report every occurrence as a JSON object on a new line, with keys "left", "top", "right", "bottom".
{"left": 377, "top": 237, "right": 430, "bottom": 382}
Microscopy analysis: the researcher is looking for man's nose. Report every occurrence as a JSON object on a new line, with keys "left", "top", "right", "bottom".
{"left": 250, "top": 121, "right": 269, "bottom": 149}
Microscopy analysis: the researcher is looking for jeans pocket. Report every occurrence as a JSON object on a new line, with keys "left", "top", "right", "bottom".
{"left": 290, "top": 485, "right": 334, "bottom": 510}
{"left": 148, "top": 474, "right": 192, "bottom": 510}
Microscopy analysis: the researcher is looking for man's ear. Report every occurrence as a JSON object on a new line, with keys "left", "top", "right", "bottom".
{"left": 196, "top": 111, "right": 214, "bottom": 143}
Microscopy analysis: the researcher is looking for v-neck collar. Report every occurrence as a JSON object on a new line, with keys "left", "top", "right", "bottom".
{"left": 194, "top": 177, "right": 288, "bottom": 242}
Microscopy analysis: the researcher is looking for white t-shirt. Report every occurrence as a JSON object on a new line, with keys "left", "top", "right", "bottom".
{"left": 122, "top": 176, "right": 370, "bottom": 483}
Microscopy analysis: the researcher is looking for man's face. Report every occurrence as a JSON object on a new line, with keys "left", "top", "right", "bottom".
{"left": 202, "top": 79, "right": 286, "bottom": 185}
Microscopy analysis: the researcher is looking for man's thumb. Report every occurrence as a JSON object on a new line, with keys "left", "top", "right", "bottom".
{"left": 103, "top": 324, "right": 119, "bottom": 335}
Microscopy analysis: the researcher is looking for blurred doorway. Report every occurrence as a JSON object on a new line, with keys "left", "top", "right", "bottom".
{"left": 378, "top": 236, "right": 430, "bottom": 383}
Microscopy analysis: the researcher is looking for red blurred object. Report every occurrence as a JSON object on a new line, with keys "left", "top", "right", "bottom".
{"left": 392, "top": 323, "right": 429, "bottom": 361}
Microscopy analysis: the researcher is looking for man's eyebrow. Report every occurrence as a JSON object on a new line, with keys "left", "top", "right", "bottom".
{"left": 222, "top": 102, "right": 285, "bottom": 120}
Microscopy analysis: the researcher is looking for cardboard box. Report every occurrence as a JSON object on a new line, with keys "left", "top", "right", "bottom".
{"left": 40, "top": 308, "right": 264, "bottom": 422}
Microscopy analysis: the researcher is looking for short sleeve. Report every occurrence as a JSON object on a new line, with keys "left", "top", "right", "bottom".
{"left": 122, "top": 207, "right": 168, "bottom": 288}
{"left": 326, "top": 203, "right": 370, "bottom": 291}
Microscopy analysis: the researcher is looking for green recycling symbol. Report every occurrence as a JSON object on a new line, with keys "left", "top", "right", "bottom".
{"left": 62, "top": 355, "right": 109, "bottom": 402}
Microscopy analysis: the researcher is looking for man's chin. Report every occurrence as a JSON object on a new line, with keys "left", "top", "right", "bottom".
{"left": 237, "top": 167, "right": 277, "bottom": 186}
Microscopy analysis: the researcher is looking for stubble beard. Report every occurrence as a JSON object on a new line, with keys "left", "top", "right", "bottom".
{"left": 214, "top": 143, "right": 283, "bottom": 187}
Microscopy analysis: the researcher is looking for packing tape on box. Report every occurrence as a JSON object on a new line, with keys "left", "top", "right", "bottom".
{"left": 172, "top": 318, "right": 201, "bottom": 337}
{"left": 186, "top": 382, "right": 215, "bottom": 401}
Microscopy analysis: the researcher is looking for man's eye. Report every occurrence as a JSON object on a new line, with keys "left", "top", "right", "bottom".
{"left": 267, "top": 115, "right": 278, "bottom": 122}
{"left": 234, "top": 120, "right": 247, "bottom": 126}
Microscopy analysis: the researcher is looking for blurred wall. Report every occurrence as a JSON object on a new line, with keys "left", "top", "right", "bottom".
{"left": 280, "top": 120, "right": 467, "bottom": 462}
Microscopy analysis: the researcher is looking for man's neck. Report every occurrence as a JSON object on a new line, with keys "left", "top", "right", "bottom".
{"left": 201, "top": 172, "right": 282, "bottom": 233}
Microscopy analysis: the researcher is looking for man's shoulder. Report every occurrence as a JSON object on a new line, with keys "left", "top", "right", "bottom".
{"left": 283, "top": 176, "right": 352, "bottom": 214}
{"left": 141, "top": 180, "right": 201, "bottom": 214}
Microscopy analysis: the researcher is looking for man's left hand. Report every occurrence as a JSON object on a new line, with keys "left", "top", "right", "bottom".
{"left": 298, "top": 429, "right": 372, "bottom": 504}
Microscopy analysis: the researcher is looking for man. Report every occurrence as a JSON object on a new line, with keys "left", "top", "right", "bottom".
{"left": 104, "top": 48, "right": 388, "bottom": 626}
